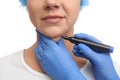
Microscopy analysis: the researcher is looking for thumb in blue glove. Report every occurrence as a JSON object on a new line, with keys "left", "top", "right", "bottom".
{"left": 72, "top": 33, "right": 120, "bottom": 80}
{"left": 34, "top": 30, "right": 86, "bottom": 80}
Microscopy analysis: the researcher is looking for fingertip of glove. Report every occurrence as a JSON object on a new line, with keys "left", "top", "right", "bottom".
{"left": 73, "top": 45, "right": 78, "bottom": 49}
{"left": 74, "top": 53, "right": 80, "bottom": 57}
{"left": 77, "top": 43, "right": 93, "bottom": 54}
{"left": 34, "top": 47, "right": 38, "bottom": 55}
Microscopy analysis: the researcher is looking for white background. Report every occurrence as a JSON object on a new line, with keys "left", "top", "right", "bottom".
{"left": 0, "top": 0, "right": 120, "bottom": 65}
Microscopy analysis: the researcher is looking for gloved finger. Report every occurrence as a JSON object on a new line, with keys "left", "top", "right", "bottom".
{"left": 57, "top": 38, "right": 64, "bottom": 45}
{"left": 36, "top": 30, "right": 48, "bottom": 47}
{"left": 73, "top": 45, "right": 79, "bottom": 50}
{"left": 74, "top": 33, "right": 102, "bottom": 43}
{"left": 57, "top": 38, "right": 72, "bottom": 56}
{"left": 34, "top": 46, "right": 45, "bottom": 60}
{"left": 72, "top": 49, "right": 85, "bottom": 58}
{"left": 76, "top": 43, "right": 97, "bottom": 60}
{"left": 36, "top": 29, "right": 56, "bottom": 47}
{"left": 73, "top": 45, "right": 86, "bottom": 58}
{"left": 57, "top": 38, "right": 66, "bottom": 49}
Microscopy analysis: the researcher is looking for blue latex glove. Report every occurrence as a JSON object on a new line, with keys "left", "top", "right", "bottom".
{"left": 72, "top": 33, "right": 120, "bottom": 80}
{"left": 34, "top": 30, "right": 86, "bottom": 80}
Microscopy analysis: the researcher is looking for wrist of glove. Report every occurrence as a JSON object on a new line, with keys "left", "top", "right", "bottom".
{"left": 72, "top": 33, "right": 119, "bottom": 80}
{"left": 34, "top": 30, "right": 86, "bottom": 80}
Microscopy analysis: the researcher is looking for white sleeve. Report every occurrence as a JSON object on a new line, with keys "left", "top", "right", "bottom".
{"left": 113, "top": 61, "right": 120, "bottom": 77}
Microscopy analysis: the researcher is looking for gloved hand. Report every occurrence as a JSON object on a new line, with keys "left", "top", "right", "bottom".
{"left": 72, "top": 33, "right": 120, "bottom": 80}
{"left": 34, "top": 30, "right": 86, "bottom": 80}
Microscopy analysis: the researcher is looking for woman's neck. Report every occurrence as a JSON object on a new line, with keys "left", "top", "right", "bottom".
{"left": 24, "top": 29, "right": 87, "bottom": 73}
{"left": 24, "top": 39, "right": 87, "bottom": 73}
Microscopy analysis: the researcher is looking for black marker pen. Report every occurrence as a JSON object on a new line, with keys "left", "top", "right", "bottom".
{"left": 63, "top": 36, "right": 114, "bottom": 53}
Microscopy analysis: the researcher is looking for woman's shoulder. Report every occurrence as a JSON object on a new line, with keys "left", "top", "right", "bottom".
{"left": 0, "top": 50, "right": 24, "bottom": 65}
{"left": 113, "top": 61, "right": 120, "bottom": 76}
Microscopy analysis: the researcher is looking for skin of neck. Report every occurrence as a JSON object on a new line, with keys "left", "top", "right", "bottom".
{"left": 24, "top": 28, "right": 87, "bottom": 73}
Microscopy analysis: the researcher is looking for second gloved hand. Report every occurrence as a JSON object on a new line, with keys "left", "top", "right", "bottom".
{"left": 34, "top": 30, "right": 86, "bottom": 80}
{"left": 72, "top": 33, "right": 120, "bottom": 80}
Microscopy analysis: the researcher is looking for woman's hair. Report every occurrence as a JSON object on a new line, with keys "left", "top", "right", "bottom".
{"left": 19, "top": 0, "right": 89, "bottom": 8}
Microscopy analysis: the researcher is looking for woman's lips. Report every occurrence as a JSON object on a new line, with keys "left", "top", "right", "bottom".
{"left": 42, "top": 15, "right": 64, "bottom": 24}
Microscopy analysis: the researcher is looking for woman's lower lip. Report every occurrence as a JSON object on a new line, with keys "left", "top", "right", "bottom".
{"left": 43, "top": 18, "right": 63, "bottom": 24}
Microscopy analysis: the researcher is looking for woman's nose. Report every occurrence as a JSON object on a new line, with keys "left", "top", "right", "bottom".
{"left": 44, "top": 0, "right": 60, "bottom": 10}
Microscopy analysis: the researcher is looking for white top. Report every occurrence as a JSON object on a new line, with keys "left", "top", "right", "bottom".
{"left": 0, "top": 50, "right": 120, "bottom": 80}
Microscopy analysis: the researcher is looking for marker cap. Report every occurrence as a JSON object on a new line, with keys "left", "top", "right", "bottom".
{"left": 109, "top": 46, "right": 114, "bottom": 53}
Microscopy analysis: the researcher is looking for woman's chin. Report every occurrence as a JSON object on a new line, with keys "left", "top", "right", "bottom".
{"left": 45, "top": 34, "right": 63, "bottom": 42}
{"left": 52, "top": 37, "right": 62, "bottom": 42}
{"left": 48, "top": 35, "right": 62, "bottom": 42}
